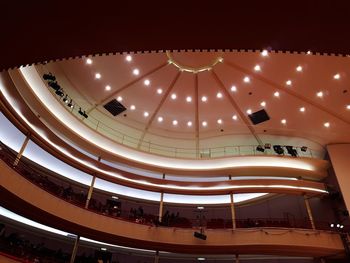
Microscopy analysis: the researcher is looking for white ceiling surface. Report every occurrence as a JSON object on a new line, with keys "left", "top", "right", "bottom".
{"left": 0, "top": 111, "right": 267, "bottom": 204}
{"left": 19, "top": 66, "right": 323, "bottom": 173}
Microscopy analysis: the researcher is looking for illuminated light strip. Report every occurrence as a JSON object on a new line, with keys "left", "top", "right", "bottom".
{"left": 17, "top": 67, "right": 316, "bottom": 173}
{"left": 0, "top": 206, "right": 156, "bottom": 253}
{"left": 0, "top": 84, "right": 327, "bottom": 194}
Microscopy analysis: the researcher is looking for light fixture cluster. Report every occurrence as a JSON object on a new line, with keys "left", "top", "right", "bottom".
{"left": 330, "top": 223, "right": 344, "bottom": 229}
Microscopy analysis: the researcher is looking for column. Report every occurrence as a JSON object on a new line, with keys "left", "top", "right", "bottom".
{"left": 158, "top": 173, "right": 165, "bottom": 222}
{"left": 304, "top": 195, "right": 315, "bottom": 230}
{"left": 70, "top": 235, "right": 80, "bottom": 263}
{"left": 154, "top": 251, "right": 159, "bottom": 263}
{"left": 13, "top": 135, "right": 30, "bottom": 166}
{"left": 229, "top": 175, "right": 236, "bottom": 230}
{"left": 85, "top": 175, "right": 96, "bottom": 209}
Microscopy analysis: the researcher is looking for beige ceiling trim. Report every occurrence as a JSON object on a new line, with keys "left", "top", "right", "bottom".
{"left": 137, "top": 71, "right": 182, "bottom": 149}
{"left": 86, "top": 62, "right": 169, "bottom": 113}
{"left": 211, "top": 70, "right": 263, "bottom": 146}
{"left": 194, "top": 74, "right": 200, "bottom": 157}
{"left": 224, "top": 60, "right": 350, "bottom": 126}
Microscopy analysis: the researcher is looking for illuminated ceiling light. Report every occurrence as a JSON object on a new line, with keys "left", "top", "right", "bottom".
{"left": 324, "top": 122, "right": 330, "bottom": 127}
{"left": 274, "top": 91, "right": 280, "bottom": 97}
{"left": 317, "top": 91, "right": 323, "bottom": 98}
{"left": 281, "top": 119, "right": 287, "bottom": 124}
{"left": 286, "top": 80, "right": 292, "bottom": 86}
{"left": 186, "top": 96, "right": 192, "bottom": 102}
{"left": 132, "top": 68, "right": 140, "bottom": 75}
{"left": 197, "top": 257, "right": 206, "bottom": 261}
{"left": 202, "top": 121, "right": 208, "bottom": 127}
{"left": 232, "top": 114, "right": 238, "bottom": 120}
{"left": 125, "top": 55, "right": 132, "bottom": 62}
{"left": 246, "top": 109, "right": 252, "bottom": 114}
{"left": 187, "top": 121, "right": 192, "bottom": 127}
{"left": 260, "top": 101, "right": 266, "bottom": 107}
{"left": 254, "top": 65, "right": 261, "bottom": 71}
{"left": 217, "top": 119, "right": 223, "bottom": 124}
{"left": 216, "top": 92, "right": 223, "bottom": 98}
{"left": 95, "top": 73, "right": 101, "bottom": 79}
{"left": 334, "top": 73, "right": 340, "bottom": 80}
{"left": 261, "top": 50, "right": 268, "bottom": 56}
{"left": 230, "top": 85, "right": 237, "bottom": 92}
{"left": 157, "top": 116, "right": 163, "bottom": 122}
{"left": 143, "top": 111, "right": 149, "bottom": 117}
{"left": 117, "top": 96, "right": 123, "bottom": 102}
{"left": 157, "top": 88, "right": 163, "bottom": 94}
{"left": 296, "top": 65, "right": 303, "bottom": 72}
{"left": 346, "top": 105, "right": 350, "bottom": 110}
{"left": 144, "top": 79, "right": 150, "bottom": 86}
{"left": 299, "top": 107, "right": 305, "bottom": 112}
{"left": 172, "top": 120, "right": 178, "bottom": 126}
{"left": 130, "top": 105, "right": 136, "bottom": 110}
{"left": 306, "top": 50, "right": 312, "bottom": 55}
{"left": 243, "top": 76, "right": 250, "bottom": 83}
{"left": 171, "top": 93, "right": 177, "bottom": 100}
{"left": 86, "top": 58, "right": 93, "bottom": 64}
{"left": 201, "top": 96, "right": 207, "bottom": 102}
{"left": 105, "top": 85, "right": 111, "bottom": 91}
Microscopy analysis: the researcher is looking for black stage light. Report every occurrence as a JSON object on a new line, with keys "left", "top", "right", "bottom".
{"left": 83, "top": 111, "right": 88, "bottom": 118}
{"left": 194, "top": 231, "right": 207, "bottom": 240}
{"left": 67, "top": 100, "right": 73, "bottom": 108}
{"left": 55, "top": 89, "right": 64, "bottom": 97}
{"left": 301, "top": 146, "right": 308, "bottom": 152}
{"left": 286, "top": 146, "right": 298, "bottom": 157}
{"left": 273, "top": 145, "right": 284, "bottom": 155}
{"left": 264, "top": 143, "right": 271, "bottom": 149}
{"left": 256, "top": 145, "right": 265, "bottom": 152}
{"left": 78, "top": 108, "right": 84, "bottom": 116}
{"left": 43, "top": 73, "right": 56, "bottom": 81}
{"left": 48, "top": 81, "right": 60, "bottom": 91}
{"left": 63, "top": 95, "right": 68, "bottom": 103}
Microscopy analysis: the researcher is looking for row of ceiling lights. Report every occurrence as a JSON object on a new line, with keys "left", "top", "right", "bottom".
{"left": 85, "top": 53, "right": 350, "bottom": 129}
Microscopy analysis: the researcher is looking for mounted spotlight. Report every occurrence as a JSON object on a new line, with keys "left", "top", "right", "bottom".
{"left": 78, "top": 107, "right": 84, "bottom": 116}
{"left": 273, "top": 145, "right": 284, "bottom": 155}
{"left": 256, "top": 145, "right": 265, "bottom": 152}
{"left": 330, "top": 223, "right": 335, "bottom": 228}
{"left": 62, "top": 95, "right": 68, "bottom": 103}
{"left": 48, "top": 81, "right": 60, "bottom": 91}
{"left": 55, "top": 89, "right": 64, "bottom": 97}
{"left": 194, "top": 231, "right": 207, "bottom": 240}
{"left": 43, "top": 73, "right": 56, "bottom": 81}
{"left": 264, "top": 143, "right": 271, "bottom": 149}
{"left": 286, "top": 146, "right": 298, "bottom": 157}
{"left": 83, "top": 111, "right": 88, "bottom": 118}
{"left": 67, "top": 99, "right": 73, "bottom": 108}
{"left": 301, "top": 146, "right": 308, "bottom": 152}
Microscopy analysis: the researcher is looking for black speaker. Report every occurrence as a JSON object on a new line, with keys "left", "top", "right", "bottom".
{"left": 103, "top": 99, "right": 127, "bottom": 116}
{"left": 194, "top": 231, "right": 207, "bottom": 240}
{"left": 248, "top": 109, "right": 270, "bottom": 125}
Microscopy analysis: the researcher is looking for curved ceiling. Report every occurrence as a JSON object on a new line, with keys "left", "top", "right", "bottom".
{"left": 39, "top": 50, "right": 350, "bottom": 154}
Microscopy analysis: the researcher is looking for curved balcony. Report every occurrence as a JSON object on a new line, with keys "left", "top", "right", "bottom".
{"left": 0, "top": 146, "right": 344, "bottom": 257}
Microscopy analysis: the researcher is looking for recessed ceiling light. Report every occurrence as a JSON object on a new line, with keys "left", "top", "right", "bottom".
{"left": 143, "top": 111, "right": 149, "bottom": 117}
{"left": 261, "top": 50, "right": 268, "bottom": 57}
{"left": 117, "top": 96, "right": 123, "bottom": 102}
{"left": 217, "top": 119, "right": 223, "bottom": 124}
{"left": 86, "top": 58, "right": 93, "bottom": 64}
{"left": 286, "top": 80, "right": 292, "bottom": 86}
{"left": 187, "top": 121, "right": 192, "bottom": 127}
{"left": 281, "top": 119, "right": 287, "bottom": 124}
{"left": 334, "top": 73, "right": 340, "bottom": 79}
{"left": 171, "top": 93, "right": 177, "bottom": 100}
{"left": 216, "top": 92, "right": 223, "bottom": 98}
{"left": 260, "top": 101, "right": 266, "bottom": 107}
{"left": 126, "top": 55, "right": 132, "bottom": 62}
{"left": 132, "top": 68, "right": 140, "bottom": 75}
{"left": 296, "top": 65, "right": 303, "bottom": 72}
{"left": 246, "top": 109, "right": 252, "bottom": 114}
{"left": 172, "top": 120, "right": 178, "bottom": 126}
{"left": 186, "top": 96, "right": 192, "bottom": 102}
{"left": 95, "top": 73, "right": 101, "bottom": 79}
{"left": 201, "top": 96, "right": 207, "bottom": 102}
{"left": 202, "top": 121, "right": 208, "bottom": 127}
{"left": 130, "top": 105, "right": 136, "bottom": 110}
{"left": 105, "top": 85, "right": 111, "bottom": 91}
{"left": 144, "top": 79, "right": 150, "bottom": 86}
{"left": 317, "top": 91, "right": 323, "bottom": 98}
{"left": 346, "top": 105, "right": 350, "bottom": 110}
{"left": 230, "top": 85, "right": 237, "bottom": 92}
{"left": 254, "top": 65, "right": 261, "bottom": 71}
{"left": 157, "top": 116, "right": 163, "bottom": 122}
{"left": 324, "top": 122, "right": 330, "bottom": 127}
{"left": 157, "top": 88, "right": 163, "bottom": 94}
{"left": 232, "top": 114, "right": 238, "bottom": 120}
{"left": 243, "top": 76, "right": 250, "bottom": 83}
{"left": 299, "top": 107, "right": 305, "bottom": 112}
{"left": 274, "top": 91, "right": 280, "bottom": 97}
